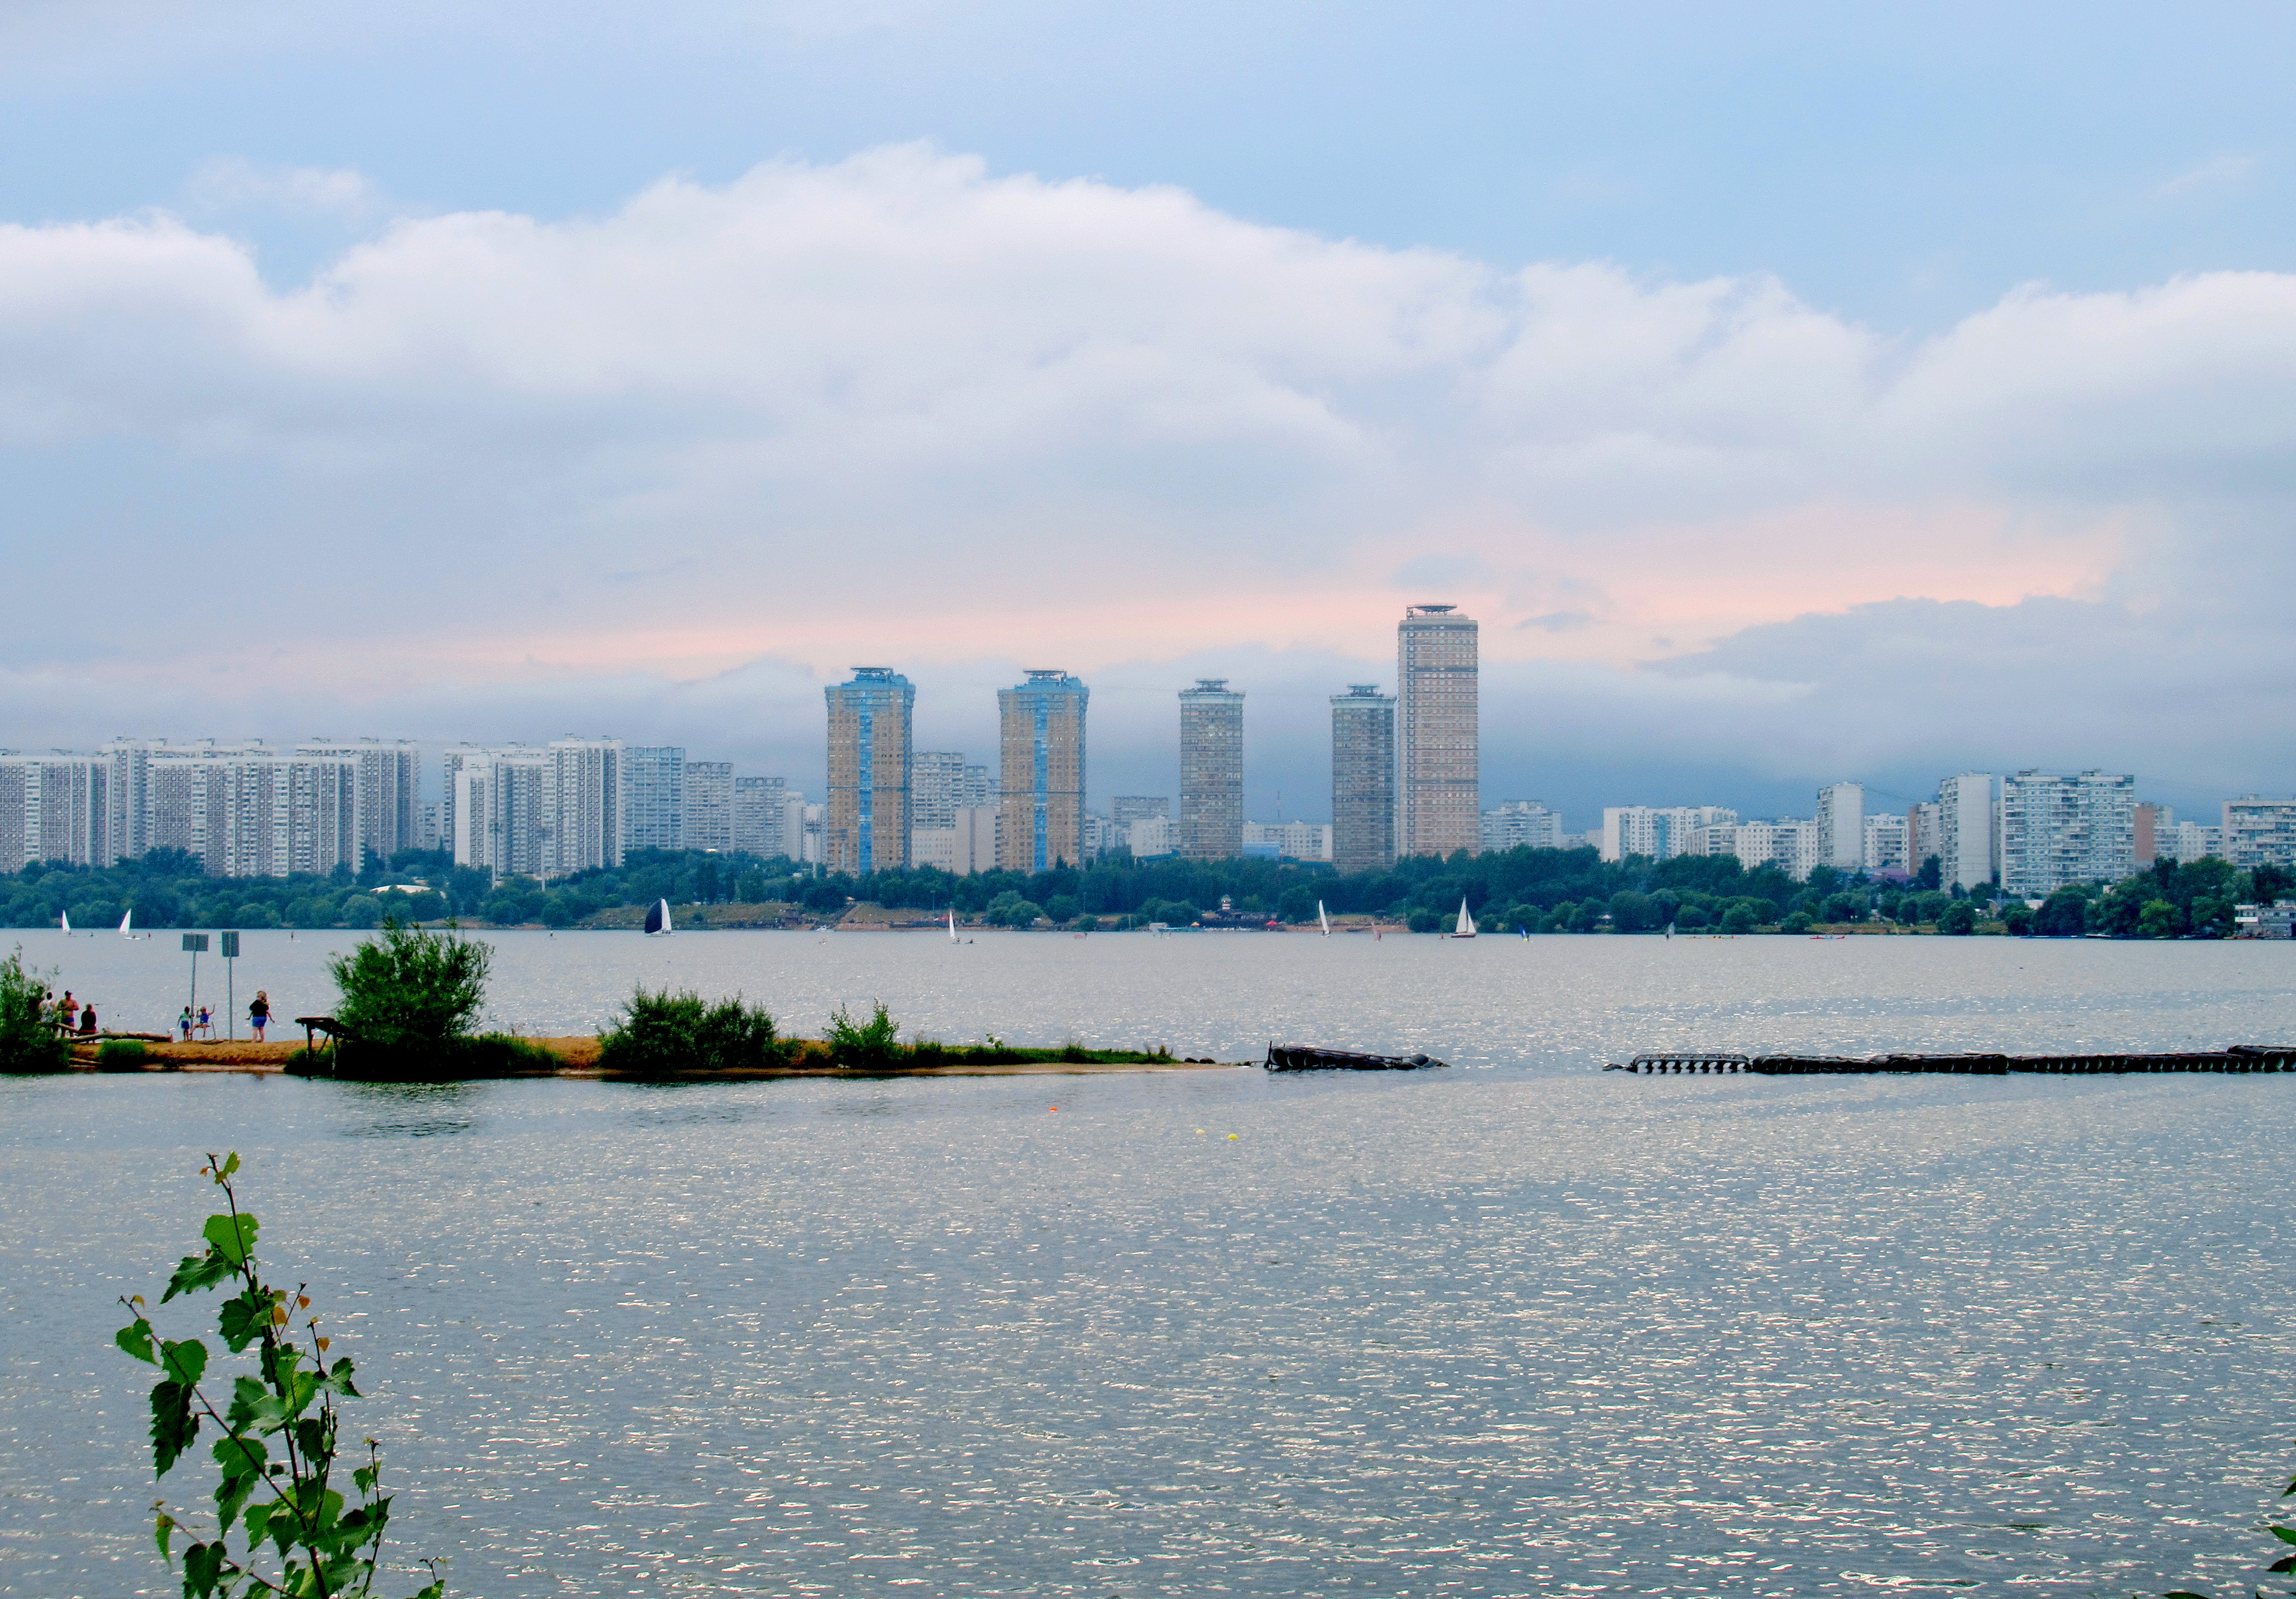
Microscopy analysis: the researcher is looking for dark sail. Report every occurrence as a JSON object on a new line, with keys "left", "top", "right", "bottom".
{"left": 644, "top": 899, "right": 667, "bottom": 935}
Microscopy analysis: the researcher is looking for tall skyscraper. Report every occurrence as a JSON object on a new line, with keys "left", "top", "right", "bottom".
{"left": 1815, "top": 782, "right": 1866, "bottom": 873}
{"left": 622, "top": 746, "right": 686, "bottom": 852}
{"left": 1396, "top": 604, "right": 1478, "bottom": 858}
{"left": 1330, "top": 684, "right": 1396, "bottom": 874}
{"left": 683, "top": 761, "right": 733, "bottom": 852}
{"left": 1177, "top": 678, "right": 1244, "bottom": 860}
{"left": 825, "top": 667, "right": 915, "bottom": 874}
{"left": 297, "top": 738, "right": 421, "bottom": 866}
{"left": 998, "top": 670, "right": 1089, "bottom": 873}
{"left": 1936, "top": 773, "right": 1998, "bottom": 892}
{"left": 546, "top": 738, "right": 624, "bottom": 876}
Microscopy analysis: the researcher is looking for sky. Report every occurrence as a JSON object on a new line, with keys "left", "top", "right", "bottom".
{"left": 4, "top": 1, "right": 2293, "bottom": 827}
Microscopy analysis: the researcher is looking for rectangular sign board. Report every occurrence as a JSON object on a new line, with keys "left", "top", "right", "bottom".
{"left": 220, "top": 932, "right": 240, "bottom": 959}
{"left": 182, "top": 933, "right": 209, "bottom": 953}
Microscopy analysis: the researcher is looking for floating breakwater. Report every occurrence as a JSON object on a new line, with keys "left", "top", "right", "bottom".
{"left": 1611, "top": 1045, "right": 2296, "bottom": 1075}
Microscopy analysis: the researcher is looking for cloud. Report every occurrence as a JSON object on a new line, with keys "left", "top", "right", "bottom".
{"left": 182, "top": 156, "right": 393, "bottom": 222}
{"left": 1, "top": 145, "right": 2294, "bottom": 812}
{"left": 2151, "top": 152, "right": 2259, "bottom": 202}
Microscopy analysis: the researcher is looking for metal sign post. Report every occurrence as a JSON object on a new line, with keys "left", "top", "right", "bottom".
{"left": 220, "top": 931, "right": 240, "bottom": 1040}
{"left": 182, "top": 933, "right": 209, "bottom": 1032}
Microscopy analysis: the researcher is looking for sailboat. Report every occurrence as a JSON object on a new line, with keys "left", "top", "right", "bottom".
{"left": 120, "top": 908, "right": 134, "bottom": 939}
{"left": 1318, "top": 900, "right": 1330, "bottom": 937}
{"left": 1451, "top": 897, "right": 1477, "bottom": 939}
{"left": 59, "top": 909, "right": 71, "bottom": 935}
{"left": 948, "top": 908, "right": 959, "bottom": 943}
{"left": 643, "top": 898, "right": 673, "bottom": 936}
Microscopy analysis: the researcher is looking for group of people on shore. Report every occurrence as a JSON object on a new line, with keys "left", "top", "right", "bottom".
{"left": 40, "top": 988, "right": 275, "bottom": 1043}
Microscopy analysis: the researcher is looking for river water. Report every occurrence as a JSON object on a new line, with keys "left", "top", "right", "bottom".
{"left": 4, "top": 930, "right": 2295, "bottom": 1596}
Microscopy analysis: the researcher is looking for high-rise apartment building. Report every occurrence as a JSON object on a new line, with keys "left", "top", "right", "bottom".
{"left": 1480, "top": 800, "right": 1561, "bottom": 854}
{"left": 546, "top": 738, "right": 624, "bottom": 876}
{"left": 1815, "top": 782, "right": 1866, "bottom": 873}
{"left": 912, "top": 752, "right": 971, "bottom": 831}
{"left": 1862, "top": 811, "right": 1909, "bottom": 875}
{"left": 2000, "top": 770, "right": 2135, "bottom": 897}
{"left": 1600, "top": 806, "right": 1738, "bottom": 862}
{"left": 1397, "top": 605, "right": 1478, "bottom": 858}
{"left": 450, "top": 746, "right": 550, "bottom": 877}
{"left": 1330, "top": 684, "right": 1396, "bottom": 874}
{"left": 0, "top": 752, "right": 111, "bottom": 873}
{"left": 825, "top": 667, "right": 915, "bottom": 874}
{"left": 101, "top": 737, "right": 168, "bottom": 862}
{"left": 998, "top": 670, "right": 1089, "bottom": 873}
{"left": 1907, "top": 801, "right": 1943, "bottom": 875}
{"left": 622, "top": 746, "right": 686, "bottom": 852}
{"left": 1935, "top": 774, "right": 1999, "bottom": 891}
{"left": 295, "top": 737, "right": 421, "bottom": 867}
{"left": 1177, "top": 679, "right": 1244, "bottom": 860}
{"left": 733, "top": 776, "right": 787, "bottom": 856}
{"left": 2221, "top": 797, "right": 2296, "bottom": 870}
{"left": 683, "top": 761, "right": 733, "bottom": 852}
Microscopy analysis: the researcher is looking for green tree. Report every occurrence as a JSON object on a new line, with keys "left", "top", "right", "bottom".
{"left": 1720, "top": 904, "right": 1759, "bottom": 935}
{"left": 326, "top": 921, "right": 491, "bottom": 1055}
{"left": 1937, "top": 900, "right": 1979, "bottom": 935}
{"left": 2035, "top": 888, "right": 2091, "bottom": 937}
{"left": 599, "top": 987, "right": 789, "bottom": 1073}
{"left": 0, "top": 946, "right": 68, "bottom": 1074}
{"left": 2137, "top": 898, "right": 2183, "bottom": 938}
{"left": 2001, "top": 901, "right": 2036, "bottom": 935}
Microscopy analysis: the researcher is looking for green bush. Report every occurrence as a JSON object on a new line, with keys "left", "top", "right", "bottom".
{"left": 598, "top": 987, "right": 789, "bottom": 1074}
{"left": 1937, "top": 900, "right": 1979, "bottom": 936}
{"left": 826, "top": 1001, "right": 900, "bottom": 1068}
{"left": 96, "top": 1038, "right": 150, "bottom": 1071}
{"left": 1782, "top": 910, "right": 1814, "bottom": 934}
{"left": 327, "top": 920, "right": 491, "bottom": 1054}
{"left": 1720, "top": 904, "right": 1760, "bottom": 935}
{"left": 0, "top": 947, "right": 68, "bottom": 1075}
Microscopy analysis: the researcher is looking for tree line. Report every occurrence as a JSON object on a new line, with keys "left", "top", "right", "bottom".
{"left": 8, "top": 843, "right": 2290, "bottom": 935}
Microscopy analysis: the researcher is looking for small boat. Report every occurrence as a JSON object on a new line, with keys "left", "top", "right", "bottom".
{"left": 643, "top": 898, "right": 673, "bottom": 936}
{"left": 120, "top": 909, "right": 134, "bottom": 939}
{"left": 1318, "top": 900, "right": 1330, "bottom": 937}
{"left": 1451, "top": 897, "right": 1476, "bottom": 939}
{"left": 948, "top": 908, "right": 958, "bottom": 943}
{"left": 60, "top": 909, "right": 71, "bottom": 935}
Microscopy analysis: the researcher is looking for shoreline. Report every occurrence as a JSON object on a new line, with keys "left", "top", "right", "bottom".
{"left": 61, "top": 1037, "right": 1249, "bottom": 1079}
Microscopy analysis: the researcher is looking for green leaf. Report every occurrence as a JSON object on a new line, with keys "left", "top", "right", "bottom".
{"left": 240, "top": 1498, "right": 277, "bottom": 1549}
{"left": 154, "top": 1509, "right": 175, "bottom": 1566}
{"left": 162, "top": 1250, "right": 234, "bottom": 1303}
{"left": 352, "top": 1463, "right": 378, "bottom": 1495}
{"left": 211, "top": 1436, "right": 267, "bottom": 1535}
{"left": 2274, "top": 1525, "right": 2296, "bottom": 1546}
{"left": 218, "top": 1152, "right": 240, "bottom": 1180}
{"left": 149, "top": 1378, "right": 200, "bottom": 1475}
{"left": 217, "top": 1289, "right": 270, "bottom": 1354}
{"left": 2269, "top": 1553, "right": 2296, "bottom": 1572}
{"left": 159, "top": 1338, "right": 207, "bottom": 1388}
{"left": 182, "top": 1539, "right": 229, "bottom": 1598}
{"left": 2163, "top": 1591, "right": 2212, "bottom": 1598}
{"left": 115, "top": 1319, "right": 157, "bottom": 1365}
{"left": 201, "top": 1213, "right": 259, "bottom": 1269}
{"left": 226, "top": 1374, "right": 271, "bottom": 1432}
{"left": 404, "top": 1581, "right": 446, "bottom": 1599}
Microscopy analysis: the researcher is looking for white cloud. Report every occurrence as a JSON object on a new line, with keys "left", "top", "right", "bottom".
{"left": 182, "top": 156, "right": 392, "bottom": 222}
{"left": 2, "top": 145, "right": 2294, "bottom": 805}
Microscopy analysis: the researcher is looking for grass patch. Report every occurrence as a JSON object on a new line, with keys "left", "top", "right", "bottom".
{"left": 95, "top": 1038, "right": 150, "bottom": 1071}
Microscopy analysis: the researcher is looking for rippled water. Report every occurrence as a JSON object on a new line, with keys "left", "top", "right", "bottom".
{"left": 5, "top": 933, "right": 2296, "bottom": 1597}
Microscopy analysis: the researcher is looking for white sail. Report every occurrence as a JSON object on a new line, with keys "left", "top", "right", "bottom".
{"left": 59, "top": 909, "right": 70, "bottom": 935}
{"left": 949, "top": 908, "right": 958, "bottom": 943}
{"left": 644, "top": 898, "right": 674, "bottom": 935}
{"left": 1318, "top": 900, "right": 1330, "bottom": 937}
{"left": 1453, "top": 897, "right": 1476, "bottom": 938}
{"left": 120, "top": 908, "right": 133, "bottom": 937}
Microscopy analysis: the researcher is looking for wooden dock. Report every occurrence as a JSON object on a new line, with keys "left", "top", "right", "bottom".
{"left": 1610, "top": 1046, "right": 2296, "bottom": 1076}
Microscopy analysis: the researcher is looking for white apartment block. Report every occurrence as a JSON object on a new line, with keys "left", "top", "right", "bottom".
{"left": 2000, "top": 770, "right": 2136, "bottom": 897}
{"left": 296, "top": 738, "right": 420, "bottom": 865}
{"left": 1907, "top": 801, "right": 1943, "bottom": 875}
{"left": 683, "top": 761, "right": 733, "bottom": 853}
{"left": 1936, "top": 773, "right": 1998, "bottom": 891}
{"left": 911, "top": 752, "right": 971, "bottom": 830}
{"left": 622, "top": 746, "right": 686, "bottom": 852}
{"left": 0, "top": 752, "right": 111, "bottom": 873}
{"left": 733, "top": 776, "right": 787, "bottom": 857}
{"left": 1481, "top": 800, "right": 1562, "bottom": 853}
{"left": 1128, "top": 815, "right": 1178, "bottom": 858}
{"left": 1862, "top": 811, "right": 1909, "bottom": 875}
{"left": 1815, "top": 783, "right": 1866, "bottom": 873}
{"left": 2222, "top": 797, "right": 2296, "bottom": 870}
{"left": 2167, "top": 821, "right": 2224, "bottom": 863}
{"left": 913, "top": 805, "right": 998, "bottom": 875}
{"left": 1243, "top": 820, "right": 1334, "bottom": 861}
{"left": 445, "top": 738, "right": 623, "bottom": 880}
{"left": 1713, "top": 819, "right": 1823, "bottom": 882}
{"left": 135, "top": 741, "right": 360, "bottom": 879}
{"left": 1601, "top": 805, "right": 1738, "bottom": 862}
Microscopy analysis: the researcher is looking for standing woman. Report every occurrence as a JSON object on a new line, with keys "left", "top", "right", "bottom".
{"left": 248, "top": 990, "right": 271, "bottom": 1042}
